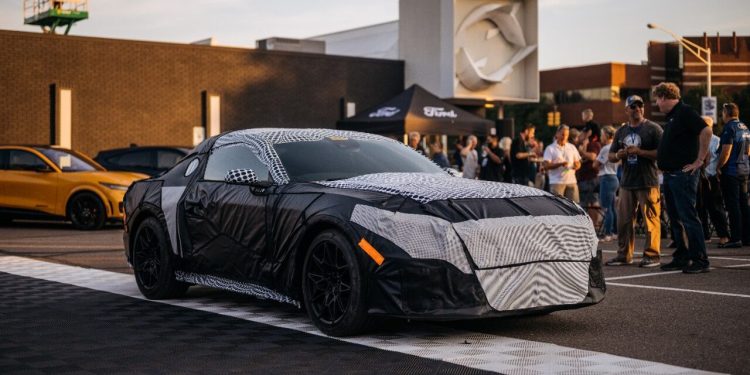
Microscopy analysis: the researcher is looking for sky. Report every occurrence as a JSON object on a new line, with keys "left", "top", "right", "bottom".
{"left": 2, "top": 0, "right": 749, "bottom": 70}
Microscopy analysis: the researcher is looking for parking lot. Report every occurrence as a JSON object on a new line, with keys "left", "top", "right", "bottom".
{"left": 1, "top": 221, "right": 749, "bottom": 374}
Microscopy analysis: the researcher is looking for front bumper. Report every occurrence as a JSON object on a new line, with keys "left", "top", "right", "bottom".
{"left": 366, "top": 250, "right": 605, "bottom": 320}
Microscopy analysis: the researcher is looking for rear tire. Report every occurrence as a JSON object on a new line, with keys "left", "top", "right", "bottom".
{"left": 0, "top": 215, "right": 12, "bottom": 226}
{"left": 132, "top": 217, "right": 188, "bottom": 299}
{"left": 67, "top": 192, "right": 106, "bottom": 230}
{"left": 302, "top": 230, "right": 370, "bottom": 337}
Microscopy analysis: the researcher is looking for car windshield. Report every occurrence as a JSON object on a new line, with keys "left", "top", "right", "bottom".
{"left": 273, "top": 137, "right": 446, "bottom": 182}
{"left": 35, "top": 148, "right": 102, "bottom": 172}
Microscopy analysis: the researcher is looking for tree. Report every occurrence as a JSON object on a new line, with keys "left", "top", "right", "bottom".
{"left": 503, "top": 97, "right": 557, "bottom": 147}
{"left": 683, "top": 85, "right": 750, "bottom": 134}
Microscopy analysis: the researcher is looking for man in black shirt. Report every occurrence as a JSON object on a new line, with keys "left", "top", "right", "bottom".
{"left": 510, "top": 124, "right": 536, "bottom": 186}
{"left": 481, "top": 135, "right": 505, "bottom": 182}
{"left": 654, "top": 82, "right": 713, "bottom": 274}
{"left": 581, "top": 109, "right": 601, "bottom": 143}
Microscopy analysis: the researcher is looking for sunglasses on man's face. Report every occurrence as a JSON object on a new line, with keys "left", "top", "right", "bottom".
{"left": 628, "top": 103, "right": 644, "bottom": 109}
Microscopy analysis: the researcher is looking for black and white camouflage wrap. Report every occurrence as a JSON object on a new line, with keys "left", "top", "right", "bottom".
{"left": 452, "top": 215, "right": 598, "bottom": 268}
{"left": 350, "top": 205, "right": 472, "bottom": 273}
{"left": 350, "top": 203, "right": 597, "bottom": 311}
{"left": 476, "top": 262, "right": 590, "bottom": 311}
{"left": 224, "top": 168, "right": 258, "bottom": 184}
{"left": 320, "top": 172, "right": 549, "bottom": 204}
{"left": 175, "top": 271, "right": 300, "bottom": 307}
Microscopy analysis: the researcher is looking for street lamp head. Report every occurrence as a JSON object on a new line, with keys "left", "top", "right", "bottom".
{"left": 647, "top": 23, "right": 655, "bottom": 29}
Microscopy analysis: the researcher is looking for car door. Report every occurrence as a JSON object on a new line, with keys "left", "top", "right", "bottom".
{"left": 0, "top": 149, "right": 59, "bottom": 214}
{"left": 180, "top": 143, "right": 273, "bottom": 282}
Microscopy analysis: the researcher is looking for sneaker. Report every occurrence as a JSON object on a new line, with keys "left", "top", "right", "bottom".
{"left": 660, "top": 259, "right": 688, "bottom": 271}
{"left": 683, "top": 262, "right": 710, "bottom": 274}
{"left": 605, "top": 257, "right": 633, "bottom": 266}
{"left": 601, "top": 235, "right": 613, "bottom": 242}
{"left": 639, "top": 256, "right": 661, "bottom": 268}
{"left": 718, "top": 241, "right": 742, "bottom": 248}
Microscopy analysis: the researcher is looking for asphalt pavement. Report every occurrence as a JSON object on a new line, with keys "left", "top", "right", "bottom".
{"left": 0, "top": 220, "right": 748, "bottom": 374}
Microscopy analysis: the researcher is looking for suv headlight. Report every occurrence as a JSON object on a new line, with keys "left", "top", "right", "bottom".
{"left": 99, "top": 182, "right": 129, "bottom": 191}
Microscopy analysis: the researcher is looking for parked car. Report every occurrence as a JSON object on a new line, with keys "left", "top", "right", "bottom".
{"left": 123, "top": 129, "right": 605, "bottom": 336}
{"left": 95, "top": 146, "right": 190, "bottom": 177}
{"left": 0, "top": 145, "right": 147, "bottom": 230}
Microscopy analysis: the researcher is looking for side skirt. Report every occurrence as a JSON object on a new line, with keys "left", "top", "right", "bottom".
{"left": 174, "top": 271, "right": 301, "bottom": 308}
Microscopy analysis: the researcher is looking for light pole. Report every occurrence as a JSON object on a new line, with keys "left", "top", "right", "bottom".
{"left": 647, "top": 23, "right": 711, "bottom": 96}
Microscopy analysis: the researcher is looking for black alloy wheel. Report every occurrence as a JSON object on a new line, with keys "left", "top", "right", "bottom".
{"left": 132, "top": 217, "right": 188, "bottom": 299}
{"left": 68, "top": 192, "right": 106, "bottom": 230}
{"left": 302, "top": 230, "right": 370, "bottom": 337}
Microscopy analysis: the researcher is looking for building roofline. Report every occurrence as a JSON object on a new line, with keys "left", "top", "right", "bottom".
{"left": 307, "top": 20, "right": 399, "bottom": 39}
{"left": 0, "top": 29, "right": 404, "bottom": 65}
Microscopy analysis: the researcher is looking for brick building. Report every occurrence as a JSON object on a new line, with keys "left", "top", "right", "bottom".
{"left": 0, "top": 30, "right": 403, "bottom": 156}
{"left": 540, "top": 62, "right": 652, "bottom": 127}
{"left": 648, "top": 32, "right": 750, "bottom": 121}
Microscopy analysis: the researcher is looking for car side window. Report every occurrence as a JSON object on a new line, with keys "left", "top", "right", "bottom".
{"left": 111, "top": 150, "right": 153, "bottom": 168}
{"left": 157, "top": 150, "right": 185, "bottom": 169}
{"left": 0, "top": 150, "right": 9, "bottom": 170}
{"left": 203, "top": 145, "right": 271, "bottom": 182}
{"left": 8, "top": 150, "right": 49, "bottom": 171}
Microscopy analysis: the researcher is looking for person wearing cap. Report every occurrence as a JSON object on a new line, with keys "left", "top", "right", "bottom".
{"left": 605, "top": 95, "right": 663, "bottom": 268}
{"left": 716, "top": 102, "right": 750, "bottom": 248}
{"left": 654, "top": 82, "right": 712, "bottom": 274}
{"left": 543, "top": 125, "right": 581, "bottom": 203}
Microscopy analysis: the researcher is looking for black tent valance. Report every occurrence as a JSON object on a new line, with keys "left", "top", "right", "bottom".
{"left": 337, "top": 85, "right": 493, "bottom": 136}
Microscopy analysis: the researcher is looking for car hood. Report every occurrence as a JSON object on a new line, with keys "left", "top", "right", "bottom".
{"left": 75, "top": 171, "right": 148, "bottom": 185}
{"left": 317, "top": 172, "right": 550, "bottom": 203}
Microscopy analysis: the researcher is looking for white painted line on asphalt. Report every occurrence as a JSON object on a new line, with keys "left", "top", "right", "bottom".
{"left": 0, "top": 244, "right": 123, "bottom": 250}
{"left": 606, "top": 271, "right": 682, "bottom": 281}
{"left": 607, "top": 282, "right": 750, "bottom": 299}
{"left": 601, "top": 249, "right": 750, "bottom": 263}
{"left": 722, "top": 263, "right": 750, "bottom": 268}
{"left": 710, "top": 256, "right": 750, "bottom": 262}
{"left": 0, "top": 255, "right": 720, "bottom": 375}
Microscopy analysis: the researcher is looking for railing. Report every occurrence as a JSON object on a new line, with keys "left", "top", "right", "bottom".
{"left": 23, "top": 0, "right": 88, "bottom": 21}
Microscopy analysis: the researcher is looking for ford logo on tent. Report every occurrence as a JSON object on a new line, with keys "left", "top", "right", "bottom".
{"left": 423, "top": 106, "right": 457, "bottom": 118}
{"left": 369, "top": 107, "right": 400, "bottom": 118}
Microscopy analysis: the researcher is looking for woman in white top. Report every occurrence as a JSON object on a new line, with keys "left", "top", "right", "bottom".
{"left": 594, "top": 126, "right": 620, "bottom": 241}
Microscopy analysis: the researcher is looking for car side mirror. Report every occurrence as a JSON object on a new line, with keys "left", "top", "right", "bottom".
{"left": 443, "top": 167, "right": 461, "bottom": 177}
{"left": 225, "top": 168, "right": 259, "bottom": 185}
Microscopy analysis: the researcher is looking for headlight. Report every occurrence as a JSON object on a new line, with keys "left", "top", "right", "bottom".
{"left": 99, "top": 182, "right": 129, "bottom": 191}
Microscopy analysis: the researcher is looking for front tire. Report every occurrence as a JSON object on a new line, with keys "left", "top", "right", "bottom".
{"left": 302, "top": 230, "right": 370, "bottom": 336}
{"left": 132, "top": 217, "right": 188, "bottom": 299}
{"left": 67, "top": 192, "right": 106, "bottom": 230}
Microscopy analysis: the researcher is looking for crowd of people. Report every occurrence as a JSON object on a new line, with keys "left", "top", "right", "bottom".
{"left": 408, "top": 82, "right": 750, "bottom": 274}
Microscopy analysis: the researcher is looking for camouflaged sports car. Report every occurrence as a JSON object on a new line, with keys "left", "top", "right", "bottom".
{"left": 123, "top": 129, "right": 605, "bottom": 336}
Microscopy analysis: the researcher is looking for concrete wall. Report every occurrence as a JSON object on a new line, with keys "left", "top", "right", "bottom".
{"left": 0, "top": 30, "right": 403, "bottom": 156}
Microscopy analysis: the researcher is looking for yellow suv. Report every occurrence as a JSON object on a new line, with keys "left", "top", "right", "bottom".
{"left": 0, "top": 146, "right": 147, "bottom": 230}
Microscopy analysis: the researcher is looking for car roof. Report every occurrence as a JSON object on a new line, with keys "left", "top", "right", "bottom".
{"left": 0, "top": 145, "right": 73, "bottom": 152}
{"left": 95, "top": 146, "right": 191, "bottom": 157}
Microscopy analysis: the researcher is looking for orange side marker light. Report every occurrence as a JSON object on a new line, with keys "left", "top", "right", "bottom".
{"left": 358, "top": 238, "right": 385, "bottom": 266}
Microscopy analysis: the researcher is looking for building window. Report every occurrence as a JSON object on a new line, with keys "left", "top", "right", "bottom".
{"left": 543, "top": 86, "right": 621, "bottom": 104}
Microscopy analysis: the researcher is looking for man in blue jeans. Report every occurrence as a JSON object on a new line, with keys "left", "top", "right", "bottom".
{"left": 716, "top": 103, "right": 750, "bottom": 248}
{"left": 654, "top": 82, "right": 713, "bottom": 274}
